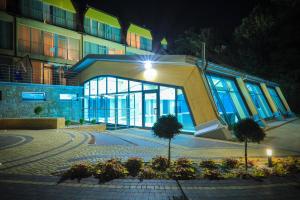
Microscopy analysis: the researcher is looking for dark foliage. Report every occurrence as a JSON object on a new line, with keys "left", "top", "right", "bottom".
{"left": 233, "top": 119, "right": 265, "bottom": 143}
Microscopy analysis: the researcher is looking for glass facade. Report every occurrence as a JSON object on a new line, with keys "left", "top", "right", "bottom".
{"left": 0, "top": 20, "right": 13, "bottom": 50}
{"left": 83, "top": 76, "right": 194, "bottom": 132}
{"left": 206, "top": 74, "right": 250, "bottom": 126}
{"left": 246, "top": 82, "right": 273, "bottom": 119}
{"left": 84, "top": 17, "right": 121, "bottom": 43}
{"left": 126, "top": 33, "right": 152, "bottom": 51}
{"left": 267, "top": 87, "right": 287, "bottom": 115}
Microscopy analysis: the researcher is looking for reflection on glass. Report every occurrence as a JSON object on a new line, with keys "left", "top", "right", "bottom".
{"left": 118, "top": 79, "right": 128, "bottom": 93}
{"left": 129, "top": 81, "right": 142, "bottom": 91}
{"left": 118, "top": 94, "right": 128, "bottom": 125}
{"left": 144, "top": 92, "right": 157, "bottom": 127}
{"left": 207, "top": 74, "right": 249, "bottom": 126}
{"left": 267, "top": 87, "right": 286, "bottom": 115}
{"left": 106, "top": 94, "right": 115, "bottom": 123}
{"left": 143, "top": 83, "right": 158, "bottom": 90}
{"left": 160, "top": 86, "right": 175, "bottom": 116}
{"left": 130, "top": 92, "right": 142, "bottom": 126}
{"left": 177, "top": 89, "right": 194, "bottom": 132}
{"left": 90, "top": 79, "right": 97, "bottom": 95}
{"left": 107, "top": 77, "right": 116, "bottom": 93}
{"left": 84, "top": 82, "right": 89, "bottom": 96}
{"left": 246, "top": 83, "right": 273, "bottom": 119}
{"left": 98, "top": 77, "right": 106, "bottom": 94}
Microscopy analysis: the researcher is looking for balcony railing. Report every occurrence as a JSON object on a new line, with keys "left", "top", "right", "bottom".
{"left": 18, "top": 39, "right": 80, "bottom": 62}
{"left": 0, "top": 63, "right": 80, "bottom": 86}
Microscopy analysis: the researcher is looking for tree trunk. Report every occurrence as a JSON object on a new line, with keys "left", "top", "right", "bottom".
{"left": 168, "top": 138, "right": 171, "bottom": 166}
{"left": 245, "top": 139, "right": 248, "bottom": 172}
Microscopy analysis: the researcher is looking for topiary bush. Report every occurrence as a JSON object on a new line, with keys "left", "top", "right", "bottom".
{"left": 65, "top": 119, "right": 71, "bottom": 127}
{"left": 175, "top": 157, "right": 194, "bottom": 168}
{"left": 202, "top": 169, "right": 223, "bottom": 180}
{"left": 221, "top": 158, "right": 240, "bottom": 170}
{"left": 200, "top": 160, "right": 218, "bottom": 169}
{"left": 34, "top": 106, "right": 43, "bottom": 117}
{"left": 61, "top": 163, "right": 93, "bottom": 182}
{"left": 151, "top": 156, "right": 169, "bottom": 171}
{"left": 125, "top": 157, "right": 144, "bottom": 177}
{"left": 91, "top": 119, "right": 97, "bottom": 124}
{"left": 79, "top": 118, "right": 84, "bottom": 125}
{"left": 251, "top": 167, "right": 271, "bottom": 178}
{"left": 93, "top": 159, "right": 128, "bottom": 182}
{"left": 138, "top": 167, "right": 157, "bottom": 179}
{"left": 169, "top": 166, "right": 196, "bottom": 180}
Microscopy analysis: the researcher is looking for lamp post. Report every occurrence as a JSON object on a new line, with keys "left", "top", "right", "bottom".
{"left": 266, "top": 148, "right": 273, "bottom": 167}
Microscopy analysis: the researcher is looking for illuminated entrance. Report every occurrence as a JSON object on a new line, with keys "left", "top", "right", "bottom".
{"left": 83, "top": 76, "right": 194, "bottom": 132}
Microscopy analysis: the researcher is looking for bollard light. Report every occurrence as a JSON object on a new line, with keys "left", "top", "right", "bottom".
{"left": 266, "top": 148, "right": 273, "bottom": 167}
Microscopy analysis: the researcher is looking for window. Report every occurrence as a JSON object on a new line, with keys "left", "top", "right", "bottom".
{"left": 107, "top": 77, "right": 116, "bottom": 93}
{"left": 246, "top": 82, "right": 273, "bottom": 119}
{"left": 20, "top": 0, "right": 43, "bottom": 21}
{"left": 22, "top": 92, "right": 45, "bottom": 101}
{"left": 43, "top": 32, "right": 54, "bottom": 57}
{"left": 108, "top": 49, "right": 124, "bottom": 55}
{"left": 60, "top": 94, "right": 78, "bottom": 100}
{"left": 91, "top": 20, "right": 98, "bottom": 36}
{"left": 84, "top": 41, "right": 108, "bottom": 56}
{"left": 84, "top": 18, "right": 91, "bottom": 34}
{"left": 54, "top": 35, "right": 67, "bottom": 59}
{"left": 129, "top": 81, "right": 142, "bottom": 91}
{"left": 31, "top": 60, "right": 43, "bottom": 84}
{"left": 68, "top": 38, "right": 79, "bottom": 61}
{"left": 177, "top": 89, "right": 194, "bottom": 131}
{"left": 18, "top": 25, "right": 30, "bottom": 52}
{"left": 30, "top": 28, "right": 42, "bottom": 54}
{"left": 0, "top": 20, "right": 13, "bottom": 50}
{"left": 140, "top": 37, "right": 152, "bottom": 51}
{"left": 206, "top": 74, "right": 250, "bottom": 126}
{"left": 160, "top": 86, "right": 175, "bottom": 116}
{"left": 0, "top": 0, "right": 6, "bottom": 10}
{"left": 118, "top": 79, "right": 128, "bottom": 93}
{"left": 98, "top": 77, "right": 106, "bottom": 94}
{"left": 90, "top": 79, "right": 97, "bottom": 95}
{"left": 268, "top": 87, "right": 287, "bottom": 115}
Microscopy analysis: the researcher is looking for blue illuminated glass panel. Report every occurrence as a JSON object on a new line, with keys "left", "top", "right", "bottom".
{"left": 206, "top": 74, "right": 250, "bottom": 126}
{"left": 246, "top": 83, "right": 273, "bottom": 119}
{"left": 22, "top": 92, "right": 45, "bottom": 101}
{"left": 267, "top": 87, "right": 287, "bottom": 115}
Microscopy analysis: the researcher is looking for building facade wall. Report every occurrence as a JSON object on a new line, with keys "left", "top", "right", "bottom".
{"left": 0, "top": 82, "right": 83, "bottom": 121}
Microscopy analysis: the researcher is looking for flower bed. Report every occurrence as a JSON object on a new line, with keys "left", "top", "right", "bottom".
{"left": 59, "top": 156, "right": 300, "bottom": 183}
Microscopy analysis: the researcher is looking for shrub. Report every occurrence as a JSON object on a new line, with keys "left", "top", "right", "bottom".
{"left": 221, "top": 158, "right": 240, "bottom": 170}
{"left": 202, "top": 169, "right": 223, "bottom": 180}
{"left": 93, "top": 159, "right": 128, "bottom": 182}
{"left": 65, "top": 119, "right": 71, "bottom": 126}
{"left": 138, "top": 167, "right": 157, "bottom": 179}
{"left": 199, "top": 160, "right": 218, "bottom": 169}
{"left": 63, "top": 163, "right": 93, "bottom": 182}
{"left": 79, "top": 118, "right": 84, "bottom": 125}
{"left": 169, "top": 166, "right": 196, "bottom": 180}
{"left": 125, "top": 157, "right": 144, "bottom": 177}
{"left": 151, "top": 156, "right": 169, "bottom": 171}
{"left": 272, "top": 163, "right": 288, "bottom": 176}
{"left": 91, "top": 119, "right": 97, "bottom": 124}
{"left": 34, "top": 106, "right": 43, "bottom": 117}
{"left": 282, "top": 157, "right": 299, "bottom": 174}
{"left": 175, "top": 158, "right": 194, "bottom": 168}
{"left": 251, "top": 167, "right": 271, "bottom": 178}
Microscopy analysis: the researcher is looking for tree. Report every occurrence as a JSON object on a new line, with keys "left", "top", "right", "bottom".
{"left": 34, "top": 106, "right": 43, "bottom": 117}
{"left": 233, "top": 118, "right": 265, "bottom": 172}
{"left": 152, "top": 115, "right": 183, "bottom": 166}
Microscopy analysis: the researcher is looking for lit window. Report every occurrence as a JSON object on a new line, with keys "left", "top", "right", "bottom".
{"left": 59, "top": 94, "right": 78, "bottom": 100}
{"left": 22, "top": 92, "right": 45, "bottom": 101}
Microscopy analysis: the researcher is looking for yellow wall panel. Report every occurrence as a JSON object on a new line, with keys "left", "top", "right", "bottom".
{"left": 260, "top": 83, "right": 278, "bottom": 113}
{"left": 275, "top": 87, "right": 291, "bottom": 112}
{"left": 77, "top": 61, "right": 218, "bottom": 126}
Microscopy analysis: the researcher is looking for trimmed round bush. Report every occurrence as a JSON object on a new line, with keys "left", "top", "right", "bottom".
{"left": 175, "top": 158, "right": 194, "bottom": 168}
{"left": 63, "top": 163, "right": 93, "bottom": 182}
{"left": 151, "top": 156, "right": 169, "bottom": 171}
{"left": 202, "top": 169, "right": 223, "bottom": 180}
{"left": 138, "top": 167, "right": 157, "bottom": 179}
{"left": 125, "top": 157, "right": 144, "bottom": 177}
{"left": 93, "top": 159, "right": 128, "bottom": 182}
{"left": 200, "top": 160, "right": 218, "bottom": 169}
{"left": 221, "top": 158, "right": 240, "bottom": 170}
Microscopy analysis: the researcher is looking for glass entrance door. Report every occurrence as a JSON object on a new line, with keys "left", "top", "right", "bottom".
{"left": 143, "top": 91, "right": 158, "bottom": 127}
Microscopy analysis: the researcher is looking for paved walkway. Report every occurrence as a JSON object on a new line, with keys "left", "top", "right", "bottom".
{"left": 0, "top": 119, "right": 299, "bottom": 176}
{"left": 0, "top": 173, "right": 299, "bottom": 200}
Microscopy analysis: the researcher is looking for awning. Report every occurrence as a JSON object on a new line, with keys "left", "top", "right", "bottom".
{"left": 85, "top": 8, "right": 121, "bottom": 28}
{"left": 128, "top": 24, "right": 152, "bottom": 39}
{"left": 43, "top": 0, "right": 76, "bottom": 13}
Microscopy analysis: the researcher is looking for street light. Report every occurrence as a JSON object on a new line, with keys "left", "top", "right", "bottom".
{"left": 266, "top": 148, "right": 273, "bottom": 167}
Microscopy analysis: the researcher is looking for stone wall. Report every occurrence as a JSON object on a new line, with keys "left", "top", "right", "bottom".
{"left": 0, "top": 82, "right": 83, "bottom": 121}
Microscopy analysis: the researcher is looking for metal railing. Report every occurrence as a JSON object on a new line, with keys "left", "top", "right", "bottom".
{"left": 18, "top": 39, "right": 80, "bottom": 62}
{"left": 0, "top": 63, "right": 80, "bottom": 86}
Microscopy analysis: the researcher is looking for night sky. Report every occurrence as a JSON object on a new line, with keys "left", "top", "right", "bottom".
{"left": 86, "top": 0, "right": 258, "bottom": 44}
